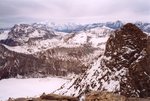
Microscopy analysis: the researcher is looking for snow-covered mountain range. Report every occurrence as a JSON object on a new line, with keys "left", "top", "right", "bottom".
{"left": 0, "top": 21, "right": 150, "bottom": 99}
{"left": 0, "top": 21, "right": 149, "bottom": 54}
{"left": 0, "top": 23, "right": 113, "bottom": 54}
{"left": 0, "top": 22, "right": 114, "bottom": 79}
{"left": 32, "top": 21, "right": 150, "bottom": 33}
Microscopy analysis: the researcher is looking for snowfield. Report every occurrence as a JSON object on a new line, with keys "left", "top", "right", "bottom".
{"left": 0, "top": 77, "right": 68, "bottom": 101}
{"left": 0, "top": 31, "right": 9, "bottom": 40}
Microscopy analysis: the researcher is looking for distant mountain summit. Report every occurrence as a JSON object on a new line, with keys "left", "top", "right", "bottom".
{"left": 55, "top": 23, "right": 150, "bottom": 98}
{"left": 0, "top": 24, "right": 56, "bottom": 46}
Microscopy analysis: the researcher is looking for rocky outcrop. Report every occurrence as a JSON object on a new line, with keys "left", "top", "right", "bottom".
{"left": 85, "top": 91, "right": 150, "bottom": 101}
{"left": 85, "top": 92, "right": 126, "bottom": 101}
{"left": 8, "top": 94, "right": 78, "bottom": 101}
{"left": 8, "top": 92, "right": 150, "bottom": 101}
{"left": 55, "top": 23, "right": 150, "bottom": 98}
{"left": 39, "top": 93, "right": 78, "bottom": 101}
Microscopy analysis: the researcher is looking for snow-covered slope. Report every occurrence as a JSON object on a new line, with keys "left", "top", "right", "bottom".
{"left": 65, "top": 26, "right": 113, "bottom": 48}
{"left": 55, "top": 23, "right": 150, "bottom": 98}
{"left": 3, "top": 38, "right": 62, "bottom": 54}
{"left": 0, "top": 30, "right": 9, "bottom": 40}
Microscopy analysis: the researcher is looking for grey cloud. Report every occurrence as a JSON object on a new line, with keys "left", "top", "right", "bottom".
{"left": 0, "top": 0, "right": 150, "bottom": 27}
{"left": 0, "top": 16, "right": 43, "bottom": 27}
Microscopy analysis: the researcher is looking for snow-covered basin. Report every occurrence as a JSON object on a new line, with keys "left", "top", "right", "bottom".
{"left": 0, "top": 77, "right": 68, "bottom": 101}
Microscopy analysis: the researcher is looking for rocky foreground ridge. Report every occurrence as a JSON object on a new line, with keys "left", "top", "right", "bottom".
{"left": 8, "top": 92, "right": 150, "bottom": 101}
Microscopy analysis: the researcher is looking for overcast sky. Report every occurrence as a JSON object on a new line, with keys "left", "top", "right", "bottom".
{"left": 0, "top": 0, "right": 150, "bottom": 27}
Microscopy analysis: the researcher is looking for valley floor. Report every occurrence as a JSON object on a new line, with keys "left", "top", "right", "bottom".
{"left": 0, "top": 77, "right": 68, "bottom": 101}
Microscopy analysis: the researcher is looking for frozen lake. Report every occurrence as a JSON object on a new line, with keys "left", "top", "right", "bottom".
{"left": 0, "top": 77, "right": 68, "bottom": 101}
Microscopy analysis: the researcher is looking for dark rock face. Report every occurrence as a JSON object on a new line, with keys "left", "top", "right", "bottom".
{"left": 0, "top": 44, "right": 48, "bottom": 79}
{"left": 56, "top": 23, "right": 150, "bottom": 98}
{"left": 147, "top": 36, "right": 150, "bottom": 73}
{"left": 0, "top": 39, "right": 18, "bottom": 46}
{"left": 104, "top": 23, "right": 150, "bottom": 97}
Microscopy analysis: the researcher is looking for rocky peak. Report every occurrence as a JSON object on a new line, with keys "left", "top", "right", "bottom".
{"left": 10, "top": 24, "right": 35, "bottom": 38}
{"left": 105, "top": 23, "right": 147, "bottom": 56}
{"left": 1, "top": 24, "right": 56, "bottom": 46}
{"left": 104, "top": 23, "right": 150, "bottom": 97}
